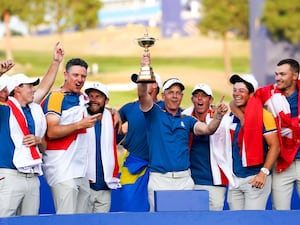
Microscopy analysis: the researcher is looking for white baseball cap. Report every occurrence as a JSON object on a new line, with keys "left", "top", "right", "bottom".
{"left": 84, "top": 81, "right": 109, "bottom": 98}
{"left": 230, "top": 74, "right": 258, "bottom": 93}
{"left": 7, "top": 73, "right": 40, "bottom": 93}
{"left": 162, "top": 78, "right": 185, "bottom": 92}
{"left": 0, "top": 74, "right": 9, "bottom": 91}
{"left": 192, "top": 83, "right": 213, "bottom": 97}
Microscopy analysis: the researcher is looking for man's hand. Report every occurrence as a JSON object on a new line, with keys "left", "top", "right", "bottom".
{"left": 0, "top": 59, "right": 15, "bottom": 75}
{"left": 53, "top": 41, "right": 64, "bottom": 63}
{"left": 78, "top": 113, "right": 101, "bottom": 129}
{"left": 23, "top": 134, "right": 42, "bottom": 147}
{"left": 141, "top": 52, "right": 151, "bottom": 66}
{"left": 214, "top": 96, "right": 228, "bottom": 120}
{"left": 249, "top": 172, "right": 267, "bottom": 189}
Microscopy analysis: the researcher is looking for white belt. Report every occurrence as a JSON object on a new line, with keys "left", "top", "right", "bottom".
{"left": 151, "top": 169, "right": 191, "bottom": 178}
{"left": 0, "top": 168, "right": 38, "bottom": 178}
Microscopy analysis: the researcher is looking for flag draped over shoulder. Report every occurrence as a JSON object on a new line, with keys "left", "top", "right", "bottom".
{"left": 256, "top": 82, "right": 300, "bottom": 172}
{"left": 87, "top": 108, "right": 120, "bottom": 189}
{"left": 8, "top": 97, "right": 46, "bottom": 175}
{"left": 241, "top": 96, "right": 264, "bottom": 167}
{"left": 183, "top": 106, "right": 237, "bottom": 187}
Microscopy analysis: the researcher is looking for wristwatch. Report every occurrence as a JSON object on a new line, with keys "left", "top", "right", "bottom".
{"left": 260, "top": 167, "right": 270, "bottom": 176}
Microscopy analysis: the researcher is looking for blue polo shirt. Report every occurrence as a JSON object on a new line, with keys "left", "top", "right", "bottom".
{"left": 144, "top": 103, "right": 197, "bottom": 173}
{"left": 190, "top": 133, "right": 214, "bottom": 185}
{"left": 0, "top": 103, "right": 15, "bottom": 169}
{"left": 231, "top": 109, "right": 277, "bottom": 178}
{"left": 119, "top": 101, "right": 150, "bottom": 161}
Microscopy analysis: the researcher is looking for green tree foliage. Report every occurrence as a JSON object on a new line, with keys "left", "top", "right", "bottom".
{"left": 199, "top": 0, "right": 249, "bottom": 39}
{"left": 0, "top": 0, "right": 31, "bottom": 59}
{"left": 45, "top": 0, "right": 102, "bottom": 33}
{"left": 18, "top": 0, "right": 47, "bottom": 30}
{"left": 72, "top": 0, "right": 103, "bottom": 31}
{"left": 199, "top": 0, "right": 249, "bottom": 77}
{"left": 0, "top": 1, "right": 23, "bottom": 18}
{"left": 0, "top": 0, "right": 103, "bottom": 59}
{"left": 261, "top": 0, "right": 300, "bottom": 44}
{"left": 0, "top": 1, "right": 46, "bottom": 34}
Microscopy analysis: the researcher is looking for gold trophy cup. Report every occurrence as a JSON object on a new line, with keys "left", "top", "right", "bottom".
{"left": 135, "top": 32, "right": 157, "bottom": 83}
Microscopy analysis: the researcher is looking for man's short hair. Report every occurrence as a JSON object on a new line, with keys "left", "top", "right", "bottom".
{"left": 65, "top": 58, "right": 88, "bottom": 72}
{"left": 277, "top": 58, "right": 299, "bottom": 74}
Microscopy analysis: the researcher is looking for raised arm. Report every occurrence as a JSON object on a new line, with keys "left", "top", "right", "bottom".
{"left": 34, "top": 42, "right": 64, "bottom": 103}
{"left": 194, "top": 101, "right": 228, "bottom": 135}
{"left": 137, "top": 52, "right": 154, "bottom": 112}
{"left": 138, "top": 83, "right": 153, "bottom": 112}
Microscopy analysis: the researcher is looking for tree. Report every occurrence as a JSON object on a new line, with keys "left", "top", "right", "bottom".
{"left": 199, "top": 0, "right": 249, "bottom": 77}
{"left": 0, "top": 0, "right": 38, "bottom": 60}
{"left": 44, "top": 0, "right": 102, "bottom": 35}
{"left": 0, "top": 0, "right": 102, "bottom": 59}
{"left": 44, "top": 0, "right": 102, "bottom": 43}
{"left": 261, "top": 0, "right": 300, "bottom": 44}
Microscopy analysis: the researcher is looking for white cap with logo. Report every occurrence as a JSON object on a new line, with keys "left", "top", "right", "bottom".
{"left": 229, "top": 74, "right": 258, "bottom": 92}
{"left": 84, "top": 81, "right": 109, "bottom": 98}
{"left": 162, "top": 78, "right": 185, "bottom": 92}
{"left": 192, "top": 83, "right": 213, "bottom": 97}
{"left": 7, "top": 73, "right": 40, "bottom": 93}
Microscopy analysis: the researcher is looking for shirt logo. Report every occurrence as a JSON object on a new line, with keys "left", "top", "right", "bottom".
{"left": 181, "top": 121, "right": 185, "bottom": 128}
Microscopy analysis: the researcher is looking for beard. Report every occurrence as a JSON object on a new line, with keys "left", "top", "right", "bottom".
{"left": 87, "top": 103, "right": 105, "bottom": 115}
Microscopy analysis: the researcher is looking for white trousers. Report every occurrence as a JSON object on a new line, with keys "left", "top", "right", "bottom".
{"left": 272, "top": 159, "right": 300, "bottom": 210}
{"left": 51, "top": 177, "right": 90, "bottom": 214}
{"left": 194, "top": 184, "right": 226, "bottom": 211}
{"left": 148, "top": 169, "right": 194, "bottom": 212}
{"left": 227, "top": 175, "right": 271, "bottom": 210}
{"left": 0, "top": 168, "right": 40, "bottom": 217}
{"left": 89, "top": 189, "right": 111, "bottom": 213}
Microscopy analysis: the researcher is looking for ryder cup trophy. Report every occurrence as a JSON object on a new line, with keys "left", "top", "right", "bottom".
{"left": 135, "top": 32, "right": 157, "bottom": 83}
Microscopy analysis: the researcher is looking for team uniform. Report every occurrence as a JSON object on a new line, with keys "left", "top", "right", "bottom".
{"left": 118, "top": 101, "right": 151, "bottom": 211}
{"left": 42, "top": 91, "right": 91, "bottom": 214}
{"left": 183, "top": 107, "right": 228, "bottom": 211}
{"left": 227, "top": 109, "right": 277, "bottom": 210}
{"left": 0, "top": 97, "right": 46, "bottom": 217}
{"left": 86, "top": 109, "right": 120, "bottom": 213}
{"left": 88, "top": 120, "right": 111, "bottom": 212}
{"left": 256, "top": 84, "right": 300, "bottom": 209}
{"left": 144, "top": 102, "right": 197, "bottom": 211}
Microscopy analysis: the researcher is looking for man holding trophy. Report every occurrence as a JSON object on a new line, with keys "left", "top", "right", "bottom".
{"left": 117, "top": 33, "right": 162, "bottom": 212}
{"left": 133, "top": 33, "right": 229, "bottom": 211}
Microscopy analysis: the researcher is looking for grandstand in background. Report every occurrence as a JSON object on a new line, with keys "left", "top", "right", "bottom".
{"left": 99, "top": 0, "right": 201, "bottom": 37}
{"left": 0, "top": 0, "right": 201, "bottom": 38}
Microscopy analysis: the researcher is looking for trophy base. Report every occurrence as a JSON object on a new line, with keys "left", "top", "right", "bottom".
{"left": 136, "top": 65, "right": 156, "bottom": 83}
{"left": 136, "top": 76, "right": 156, "bottom": 83}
